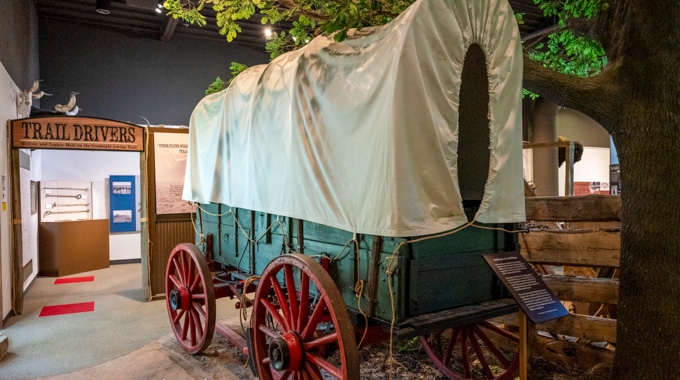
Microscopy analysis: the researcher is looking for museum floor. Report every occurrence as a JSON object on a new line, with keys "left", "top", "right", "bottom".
{"left": 0, "top": 264, "right": 242, "bottom": 379}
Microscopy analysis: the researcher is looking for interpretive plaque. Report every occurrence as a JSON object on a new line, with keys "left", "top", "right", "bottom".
{"left": 483, "top": 251, "right": 569, "bottom": 324}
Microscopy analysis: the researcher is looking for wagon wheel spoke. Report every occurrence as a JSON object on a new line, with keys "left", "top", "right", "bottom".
{"left": 270, "top": 275, "right": 293, "bottom": 328}
{"left": 468, "top": 327, "right": 494, "bottom": 379}
{"left": 284, "top": 265, "right": 300, "bottom": 327}
{"left": 181, "top": 310, "right": 190, "bottom": 341}
{"left": 301, "top": 298, "right": 326, "bottom": 341}
{"left": 193, "top": 302, "right": 206, "bottom": 322}
{"left": 304, "top": 332, "right": 338, "bottom": 351}
{"left": 186, "top": 254, "right": 194, "bottom": 288}
{"left": 478, "top": 321, "right": 519, "bottom": 342}
{"left": 262, "top": 298, "right": 290, "bottom": 332}
{"left": 473, "top": 325, "right": 511, "bottom": 368}
{"left": 298, "top": 272, "right": 310, "bottom": 331}
{"left": 173, "top": 309, "right": 186, "bottom": 324}
{"left": 443, "top": 328, "right": 460, "bottom": 366}
{"left": 189, "top": 308, "right": 197, "bottom": 346}
{"left": 190, "top": 269, "right": 201, "bottom": 292}
{"left": 169, "top": 274, "right": 182, "bottom": 289}
{"left": 304, "top": 361, "right": 324, "bottom": 380}
{"left": 461, "top": 329, "right": 471, "bottom": 378}
{"left": 271, "top": 369, "right": 291, "bottom": 380}
{"left": 173, "top": 257, "right": 184, "bottom": 284}
{"left": 259, "top": 324, "right": 282, "bottom": 340}
{"left": 307, "top": 353, "right": 343, "bottom": 379}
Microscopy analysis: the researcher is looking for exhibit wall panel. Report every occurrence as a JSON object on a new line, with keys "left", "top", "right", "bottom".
{"left": 20, "top": 150, "right": 41, "bottom": 291}
{"left": 40, "top": 150, "right": 142, "bottom": 261}
{"left": 0, "top": 63, "right": 20, "bottom": 319}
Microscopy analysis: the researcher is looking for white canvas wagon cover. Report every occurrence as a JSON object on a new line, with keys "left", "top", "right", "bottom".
{"left": 183, "top": 0, "right": 525, "bottom": 237}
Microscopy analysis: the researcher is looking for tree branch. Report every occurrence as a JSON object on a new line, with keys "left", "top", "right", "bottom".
{"left": 523, "top": 57, "right": 622, "bottom": 133}
{"left": 277, "top": 0, "right": 329, "bottom": 22}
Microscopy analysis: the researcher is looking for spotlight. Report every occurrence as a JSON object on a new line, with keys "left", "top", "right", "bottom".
{"left": 96, "top": 0, "right": 111, "bottom": 14}
{"left": 264, "top": 28, "right": 272, "bottom": 38}
{"left": 157, "top": 3, "right": 164, "bottom": 8}
{"left": 155, "top": 8, "right": 162, "bottom": 13}
{"left": 305, "top": 39, "right": 310, "bottom": 43}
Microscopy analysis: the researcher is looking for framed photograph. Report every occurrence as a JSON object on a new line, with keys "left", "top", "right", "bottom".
{"left": 112, "top": 209, "right": 132, "bottom": 223}
{"left": 112, "top": 181, "right": 132, "bottom": 195}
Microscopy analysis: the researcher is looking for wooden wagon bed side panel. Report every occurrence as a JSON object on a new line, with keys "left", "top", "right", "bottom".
{"left": 525, "top": 195, "right": 621, "bottom": 222}
{"left": 541, "top": 274, "right": 619, "bottom": 304}
{"left": 520, "top": 229, "right": 620, "bottom": 268}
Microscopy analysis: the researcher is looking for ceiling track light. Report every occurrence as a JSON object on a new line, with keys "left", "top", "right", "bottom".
{"left": 96, "top": 0, "right": 111, "bottom": 15}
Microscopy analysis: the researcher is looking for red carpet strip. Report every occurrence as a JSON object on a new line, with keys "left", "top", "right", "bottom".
{"left": 54, "top": 276, "right": 94, "bottom": 284}
{"left": 39, "top": 302, "right": 95, "bottom": 317}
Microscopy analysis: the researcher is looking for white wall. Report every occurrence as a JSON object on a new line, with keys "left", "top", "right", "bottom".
{"left": 21, "top": 150, "right": 41, "bottom": 290}
{"left": 40, "top": 150, "right": 141, "bottom": 261}
{"left": 558, "top": 147, "right": 611, "bottom": 196}
{"left": 0, "top": 63, "right": 20, "bottom": 319}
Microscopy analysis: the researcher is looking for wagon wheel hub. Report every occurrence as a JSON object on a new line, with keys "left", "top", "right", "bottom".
{"left": 268, "top": 331, "right": 304, "bottom": 372}
{"left": 169, "top": 286, "right": 191, "bottom": 311}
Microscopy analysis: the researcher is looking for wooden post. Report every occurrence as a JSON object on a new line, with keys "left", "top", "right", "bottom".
{"left": 9, "top": 149, "right": 23, "bottom": 315}
{"left": 564, "top": 141, "right": 575, "bottom": 196}
{"left": 519, "top": 311, "right": 529, "bottom": 380}
{"left": 139, "top": 137, "right": 151, "bottom": 301}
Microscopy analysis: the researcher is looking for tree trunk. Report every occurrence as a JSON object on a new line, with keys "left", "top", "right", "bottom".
{"left": 609, "top": 113, "right": 680, "bottom": 379}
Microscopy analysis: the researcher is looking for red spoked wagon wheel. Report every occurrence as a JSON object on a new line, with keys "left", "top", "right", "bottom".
{"left": 252, "top": 254, "right": 360, "bottom": 380}
{"left": 165, "top": 243, "right": 216, "bottom": 354}
{"left": 419, "top": 321, "right": 519, "bottom": 380}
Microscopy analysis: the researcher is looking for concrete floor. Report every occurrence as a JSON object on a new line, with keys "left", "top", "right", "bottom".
{"left": 0, "top": 264, "right": 241, "bottom": 379}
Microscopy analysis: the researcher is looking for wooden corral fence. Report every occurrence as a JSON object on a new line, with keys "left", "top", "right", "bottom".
{"left": 494, "top": 194, "right": 621, "bottom": 370}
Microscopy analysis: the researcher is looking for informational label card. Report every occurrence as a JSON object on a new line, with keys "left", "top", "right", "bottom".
{"left": 482, "top": 251, "right": 569, "bottom": 324}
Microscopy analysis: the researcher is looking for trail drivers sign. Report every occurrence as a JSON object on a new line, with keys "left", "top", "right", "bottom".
{"left": 10, "top": 116, "right": 144, "bottom": 152}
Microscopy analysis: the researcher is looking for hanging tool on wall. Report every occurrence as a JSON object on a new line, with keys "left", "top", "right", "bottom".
{"left": 48, "top": 202, "right": 90, "bottom": 208}
{"left": 43, "top": 209, "right": 90, "bottom": 218}
{"left": 45, "top": 194, "right": 83, "bottom": 199}
{"left": 43, "top": 187, "right": 89, "bottom": 192}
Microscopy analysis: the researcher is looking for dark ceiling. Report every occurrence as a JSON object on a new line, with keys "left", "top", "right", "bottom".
{"left": 36, "top": 0, "right": 552, "bottom": 47}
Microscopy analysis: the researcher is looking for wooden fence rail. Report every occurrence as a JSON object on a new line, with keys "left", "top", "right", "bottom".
{"left": 504, "top": 195, "right": 621, "bottom": 369}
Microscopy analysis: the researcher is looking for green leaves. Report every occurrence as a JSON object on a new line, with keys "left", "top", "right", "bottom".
{"left": 524, "top": 0, "right": 609, "bottom": 98}
{"left": 206, "top": 77, "right": 227, "bottom": 95}
{"left": 205, "top": 62, "right": 250, "bottom": 95}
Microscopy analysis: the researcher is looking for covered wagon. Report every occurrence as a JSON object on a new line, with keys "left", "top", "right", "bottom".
{"left": 166, "top": 0, "right": 526, "bottom": 378}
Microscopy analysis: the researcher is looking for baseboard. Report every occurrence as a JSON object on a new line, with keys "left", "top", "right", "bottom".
{"left": 151, "top": 293, "right": 166, "bottom": 301}
{"left": 23, "top": 275, "right": 37, "bottom": 295}
{"left": 1, "top": 310, "right": 14, "bottom": 329}
{"left": 110, "top": 258, "right": 142, "bottom": 265}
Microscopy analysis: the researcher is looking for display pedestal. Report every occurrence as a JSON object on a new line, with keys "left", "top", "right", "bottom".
{"left": 39, "top": 219, "right": 110, "bottom": 277}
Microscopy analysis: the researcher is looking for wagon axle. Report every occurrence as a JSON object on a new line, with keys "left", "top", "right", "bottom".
{"left": 267, "top": 332, "right": 303, "bottom": 372}
{"left": 168, "top": 287, "right": 191, "bottom": 312}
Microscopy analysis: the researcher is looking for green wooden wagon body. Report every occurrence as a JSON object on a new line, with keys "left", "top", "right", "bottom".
{"left": 196, "top": 202, "right": 517, "bottom": 335}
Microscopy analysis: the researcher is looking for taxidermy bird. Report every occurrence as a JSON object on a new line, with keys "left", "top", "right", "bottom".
{"left": 32, "top": 91, "right": 52, "bottom": 99}
{"left": 16, "top": 80, "right": 46, "bottom": 118}
{"left": 65, "top": 105, "right": 81, "bottom": 116}
{"left": 55, "top": 92, "right": 79, "bottom": 113}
